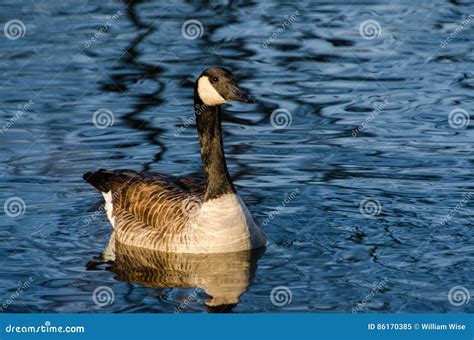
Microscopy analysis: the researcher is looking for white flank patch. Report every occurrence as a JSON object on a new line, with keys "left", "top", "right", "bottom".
{"left": 197, "top": 76, "right": 227, "bottom": 106}
{"left": 187, "top": 193, "right": 267, "bottom": 253}
{"left": 102, "top": 191, "right": 115, "bottom": 228}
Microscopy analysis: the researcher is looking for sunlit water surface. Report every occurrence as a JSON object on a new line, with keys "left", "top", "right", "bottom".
{"left": 1, "top": 0, "right": 474, "bottom": 313}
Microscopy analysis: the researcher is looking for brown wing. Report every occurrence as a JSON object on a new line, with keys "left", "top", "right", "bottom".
{"left": 83, "top": 170, "right": 205, "bottom": 248}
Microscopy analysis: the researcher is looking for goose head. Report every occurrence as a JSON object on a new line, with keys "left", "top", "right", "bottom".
{"left": 196, "top": 67, "right": 254, "bottom": 106}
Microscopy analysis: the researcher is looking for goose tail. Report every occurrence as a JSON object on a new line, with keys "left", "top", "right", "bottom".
{"left": 83, "top": 169, "right": 137, "bottom": 193}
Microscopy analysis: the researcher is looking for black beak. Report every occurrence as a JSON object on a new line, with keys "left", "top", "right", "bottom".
{"left": 228, "top": 85, "right": 255, "bottom": 104}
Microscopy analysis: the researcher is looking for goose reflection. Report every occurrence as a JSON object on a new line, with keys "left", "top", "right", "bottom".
{"left": 102, "top": 235, "right": 265, "bottom": 312}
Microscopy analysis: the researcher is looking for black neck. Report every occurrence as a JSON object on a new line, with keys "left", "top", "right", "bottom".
{"left": 194, "top": 92, "right": 235, "bottom": 201}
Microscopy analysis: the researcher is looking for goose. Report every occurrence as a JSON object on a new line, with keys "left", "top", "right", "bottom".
{"left": 83, "top": 67, "right": 267, "bottom": 254}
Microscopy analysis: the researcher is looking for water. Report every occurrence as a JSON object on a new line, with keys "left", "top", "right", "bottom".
{"left": 1, "top": 0, "right": 474, "bottom": 313}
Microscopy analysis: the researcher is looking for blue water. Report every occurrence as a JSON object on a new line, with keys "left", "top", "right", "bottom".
{"left": 1, "top": 0, "right": 473, "bottom": 313}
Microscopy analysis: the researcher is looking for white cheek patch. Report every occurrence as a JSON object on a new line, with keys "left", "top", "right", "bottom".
{"left": 197, "top": 76, "right": 227, "bottom": 106}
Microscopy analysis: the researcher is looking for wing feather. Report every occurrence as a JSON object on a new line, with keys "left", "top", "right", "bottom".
{"left": 83, "top": 170, "right": 205, "bottom": 249}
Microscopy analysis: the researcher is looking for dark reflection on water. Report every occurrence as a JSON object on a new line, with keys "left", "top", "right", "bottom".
{"left": 106, "top": 242, "right": 265, "bottom": 313}
{"left": 1, "top": 0, "right": 474, "bottom": 313}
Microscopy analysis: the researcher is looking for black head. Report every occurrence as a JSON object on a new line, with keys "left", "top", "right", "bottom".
{"left": 196, "top": 67, "right": 254, "bottom": 106}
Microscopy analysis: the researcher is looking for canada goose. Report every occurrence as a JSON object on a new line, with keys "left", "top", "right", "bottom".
{"left": 84, "top": 67, "right": 266, "bottom": 254}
